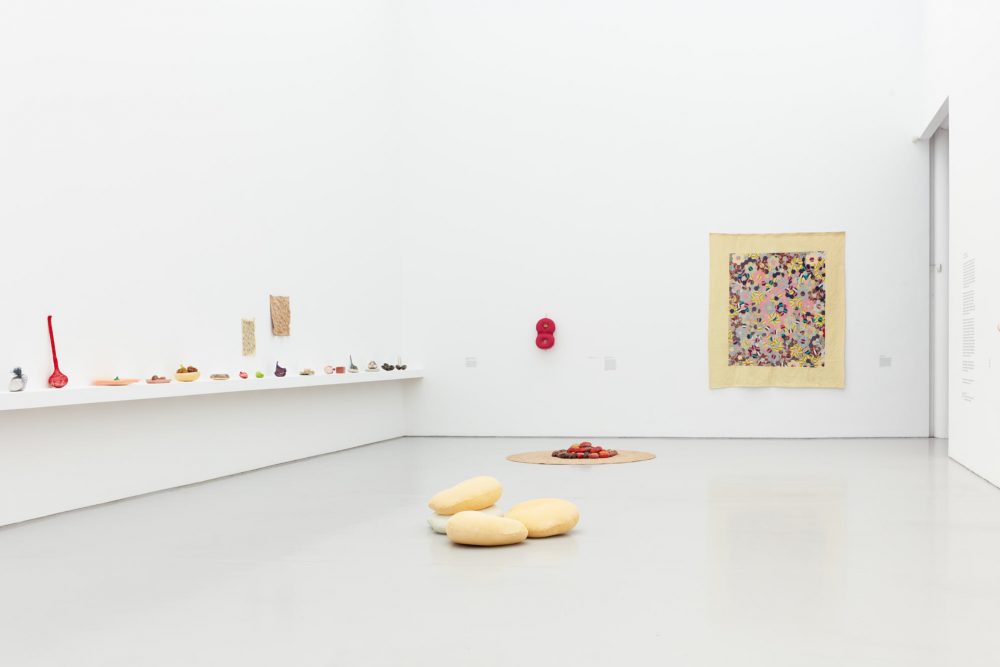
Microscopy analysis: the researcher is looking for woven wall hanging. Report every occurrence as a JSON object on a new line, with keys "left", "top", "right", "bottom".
{"left": 241, "top": 318, "right": 256, "bottom": 356}
{"left": 269, "top": 295, "right": 290, "bottom": 336}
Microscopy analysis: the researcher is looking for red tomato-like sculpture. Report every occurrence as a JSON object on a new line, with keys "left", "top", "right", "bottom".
{"left": 535, "top": 317, "right": 556, "bottom": 349}
{"left": 536, "top": 317, "right": 556, "bottom": 334}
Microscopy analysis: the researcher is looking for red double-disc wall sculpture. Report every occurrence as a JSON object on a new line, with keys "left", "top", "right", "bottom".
{"left": 536, "top": 317, "right": 556, "bottom": 349}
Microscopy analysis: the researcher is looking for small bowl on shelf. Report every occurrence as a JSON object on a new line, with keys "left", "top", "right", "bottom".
{"left": 175, "top": 371, "right": 200, "bottom": 382}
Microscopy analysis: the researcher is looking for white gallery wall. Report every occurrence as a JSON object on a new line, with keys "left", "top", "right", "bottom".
{"left": 0, "top": 0, "right": 404, "bottom": 525}
{"left": 398, "top": 1, "right": 930, "bottom": 437}
{"left": 923, "top": 0, "right": 1000, "bottom": 487}
{"left": 0, "top": 1, "right": 949, "bottom": 525}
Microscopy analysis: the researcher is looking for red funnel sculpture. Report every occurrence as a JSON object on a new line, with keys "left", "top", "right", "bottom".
{"left": 47, "top": 315, "right": 69, "bottom": 388}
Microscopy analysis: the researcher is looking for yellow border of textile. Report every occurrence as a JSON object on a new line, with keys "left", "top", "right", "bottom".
{"left": 709, "top": 232, "right": 845, "bottom": 388}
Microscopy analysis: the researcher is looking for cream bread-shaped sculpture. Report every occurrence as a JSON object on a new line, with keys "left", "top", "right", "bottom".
{"left": 428, "top": 476, "right": 502, "bottom": 515}
{"left": 445, "top": 511, "right": 528, "bottom": 546}
{"left": 427, "top": 505, "right": 503, "bottom": 534}
{"left": 505, "top": 498, "right": 580, "bottom": 538}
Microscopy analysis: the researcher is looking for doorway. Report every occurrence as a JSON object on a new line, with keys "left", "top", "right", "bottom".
{"left": 930, "top": 121, "right": 949, "bottom": 438}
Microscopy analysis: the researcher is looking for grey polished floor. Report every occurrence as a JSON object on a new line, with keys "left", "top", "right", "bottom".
{"left": 1, "top": 437, "right": 998, "bottom": 666}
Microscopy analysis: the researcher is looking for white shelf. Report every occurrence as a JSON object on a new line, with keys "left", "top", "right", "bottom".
{"left": 0, "top": 368, "right": 423, "bottom": 412}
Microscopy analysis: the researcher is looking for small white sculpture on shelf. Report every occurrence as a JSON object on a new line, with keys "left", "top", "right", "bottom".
{"left": 9, "top": 367, "right": 26, "bottom": 392}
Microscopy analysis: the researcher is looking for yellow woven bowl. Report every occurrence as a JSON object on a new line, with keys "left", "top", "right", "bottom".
{"left": 175, "top": 371, "right": 201, "bottom": 382}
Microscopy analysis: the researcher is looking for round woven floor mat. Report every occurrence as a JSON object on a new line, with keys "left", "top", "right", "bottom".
{"left": 506, "top": 450, "right": 656, "bottom": 465}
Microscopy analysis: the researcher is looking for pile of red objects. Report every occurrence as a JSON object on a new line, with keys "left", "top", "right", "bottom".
{"left": 551, "top": 442, "right": 618, "bottom": 459}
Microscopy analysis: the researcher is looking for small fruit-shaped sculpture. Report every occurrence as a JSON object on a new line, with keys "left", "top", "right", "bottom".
{"left": 9, "top": 367, "right": 26, "bottom": 392}
{"left": 367, "top": 361, "right": 378, "bottom": 372}
{"left": 274, "top": 362, "right": 287, "bottom": 377}
{"left": 324, "top": 365, "right": 335, "bottom": 374}
{"left": 255, "top": 370, "right": 265, "bottom": 378}
{"left": 348, "top": 356, "right": 359, "bottom": 373}
{"left": 239, "top": 371, "right": 248, "bottom": 379}
{"left": 381, "top": 362, "right": 394, "bottom": 371}
{"left": 299, "top": 368, "right": 315, "bottom": 376}
{"left": 175, "top": 364, "right": 200, "bottom": 382}
{"left": 395, "top": 356, "right": 407, "bottom": 370}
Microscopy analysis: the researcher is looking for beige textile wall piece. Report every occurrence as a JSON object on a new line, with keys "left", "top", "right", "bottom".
{"left": 241, "top": 319, "right": 256, "bottom": 356}
{"left": 269, "top": 295, "right": 290, "bottom": 336}
{"left": 708, "top": 232, "right": 845, "bottom": 388}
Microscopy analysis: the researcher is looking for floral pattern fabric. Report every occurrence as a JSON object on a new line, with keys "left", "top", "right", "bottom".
{"left": 728, "top": 251, "right": 826, "bottom": 367}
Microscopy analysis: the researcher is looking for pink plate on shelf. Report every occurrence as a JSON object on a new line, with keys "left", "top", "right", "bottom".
{"left": 93, "top": 378, "right": 140, "bottom": 386}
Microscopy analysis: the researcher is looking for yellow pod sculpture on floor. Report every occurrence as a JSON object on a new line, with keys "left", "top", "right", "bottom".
{"left": 505, "top": 498, "right": 580, "bottom": 538}
{"left": 428, "top": 505, "right": 503, "bottom": 534}
{"left": 446, "top": 511, "right": 528, "bottom": 546}
{"left": 428, "top": 476, "right": 502, "bottom": 515}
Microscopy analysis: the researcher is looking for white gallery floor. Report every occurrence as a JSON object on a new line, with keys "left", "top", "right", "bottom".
{"left": 1, "top": 437, "right": 999, "bottom": 667}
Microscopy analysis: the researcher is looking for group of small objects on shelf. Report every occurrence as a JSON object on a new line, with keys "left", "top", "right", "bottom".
{"left": 551, "top": 441, "right": 619, "bottom": 459}
{"left": 427, "top": 475, "right": 580, "bottom": 547}
{"left": 138, "top": 358, "right": 407, "bottom": 384}
{"left": 6, "top": 315, "right": 71, "bottom": 391}
{"left": 126, "top": 356, "right": 406, "bottom": 385}
{"left": 8, "top": 356, "right": 411, "bottom": 392}
{"left": 6, "top": 313, "right": 414, "bottom": 393}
